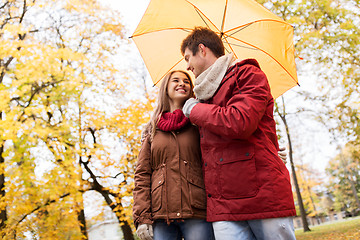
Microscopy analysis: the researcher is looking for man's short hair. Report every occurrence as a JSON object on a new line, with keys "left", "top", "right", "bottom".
{"left": 181, "top": 27, "right": 225, "bottom": 58}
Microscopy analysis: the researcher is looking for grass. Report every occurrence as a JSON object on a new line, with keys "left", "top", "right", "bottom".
{"left": 295, "top": 216, "right": 360, "bottom": 240}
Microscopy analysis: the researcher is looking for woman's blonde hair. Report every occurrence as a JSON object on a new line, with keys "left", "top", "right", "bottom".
{"left": 142, "top": 70, "right": 194, "bottom": 142}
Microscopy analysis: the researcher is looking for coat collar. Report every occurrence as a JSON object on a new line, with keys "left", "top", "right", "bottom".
{"left": 220, "top": 58, "right": 262, "bottom": 87}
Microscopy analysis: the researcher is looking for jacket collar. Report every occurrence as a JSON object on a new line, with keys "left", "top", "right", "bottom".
{"left": 219, "top": 58, "right": 262, "bottom": 88}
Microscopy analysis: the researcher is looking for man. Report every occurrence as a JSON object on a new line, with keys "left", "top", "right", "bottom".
{"left": 181, "top": 27, "right": 296, "bottom": 240}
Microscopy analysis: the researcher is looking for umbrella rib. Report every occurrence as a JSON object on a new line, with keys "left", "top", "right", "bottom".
{"left": 224, "top": 19, "right": 292, "bottom": 38}
{"left": 228, "top": 35, "right": 298, "bottom": 85}
{"left": 131, "top": 20, "right": 290, "bottom": 39}
{"left": 130, "top": 27, "right": 196, "bottom": 38}
{"left": 223, "top": 24, "right": 254, "bottom": 40}
{"left": 194, "top": 8, "right": 211, "bottom": 29}
{"left": 222, "top": 35, "right": 238, "bottom": 58}
{"left": 152, "top": 58, "right": 185, "bottom": 86}
{"left": 185, "top": 0, "right": 220, "bottom": 32}
{"left": 226, "top": 42, "right": 258, "bottom": 51}
{"left": 220, "top": 0, "right": 228, "bottom": 35}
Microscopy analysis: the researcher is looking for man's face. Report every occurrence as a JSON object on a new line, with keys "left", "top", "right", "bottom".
{"left": 184, "top": 47, "right": 207, "bottom": 78}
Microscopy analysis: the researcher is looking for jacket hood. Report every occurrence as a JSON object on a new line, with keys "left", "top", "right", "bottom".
{"left": 233, "top": 58, "right": 261, "bottom": 70}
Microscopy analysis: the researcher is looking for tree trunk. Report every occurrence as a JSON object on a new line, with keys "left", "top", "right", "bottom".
{"left": 286, "top": 123, "right": 311, "bottom": 232}
{"left": 277, "top": 98, "right": 311, "bottom": 232}
{"left": 77, "top": 163, "right": 88, "bottom": 239}
{"left": 82, "top": 157, "right": 135, "bottom": 240}
{"left": 78, "top": 207, "right": 88, "bottom": 240}
{"left": 0, "top": 142, "right": 7, "bottom": 231}
{"left": 307, "top": 186, "right": 317, "bottom": 213}
{"left": 121, "top": 222, "right": 135, "bottom": 240}
{"left": 77, "top": 108, "right": 88, "bottom": 239}
{"left": 307, "top": 185, "right": 320, "bottom": 224}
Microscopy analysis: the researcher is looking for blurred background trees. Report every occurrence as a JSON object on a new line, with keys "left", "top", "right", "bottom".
{"left": 0, "top": 0, "right": 155, "bottom": 239}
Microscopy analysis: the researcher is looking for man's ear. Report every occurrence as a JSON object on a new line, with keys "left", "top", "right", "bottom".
{"left": 198, "top": 44, "right": 206, "bottom": 56}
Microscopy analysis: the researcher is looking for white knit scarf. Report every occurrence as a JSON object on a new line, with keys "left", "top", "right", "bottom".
{"left": 194, "top": 53, "right": 236, "bottom": 101}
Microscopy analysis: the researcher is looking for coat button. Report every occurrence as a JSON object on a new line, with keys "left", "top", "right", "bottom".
{"left": 208, "top": 194, "right": 212, "bottom": 198}
{"left": 177, "top": 213, "right": 180, "bottom": 216}
{"left": 219, "top": 158, "right": 223, "bottom": 162}
{"left": 204, "top": 163, "right": 207, "bottom": 166}
{"left": 245, "top": 152, "right": 250, "bottom": 156}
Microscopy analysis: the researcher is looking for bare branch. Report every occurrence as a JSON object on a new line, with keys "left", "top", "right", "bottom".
{"left": 14, "top": 192, "right": 71, "bottom": 237}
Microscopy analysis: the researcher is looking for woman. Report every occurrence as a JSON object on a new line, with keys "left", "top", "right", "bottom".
{"left": 133, "top": 70, "right": 215, "bottom": 240}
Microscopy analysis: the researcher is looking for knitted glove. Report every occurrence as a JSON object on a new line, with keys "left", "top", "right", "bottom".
{"left": 136, "top": 224, "right": 153, "bottom": 240}
{"left": 182, "top": 98, "right": 200, "bottom": 118}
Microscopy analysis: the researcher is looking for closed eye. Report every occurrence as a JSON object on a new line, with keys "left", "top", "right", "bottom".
{"left": 184, "top": 55, "right": 189, "bottom": 62}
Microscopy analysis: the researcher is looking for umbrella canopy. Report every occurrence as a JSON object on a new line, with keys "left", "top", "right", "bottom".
{"left": 131, "top": 0, "right": 299, "bottom": 98}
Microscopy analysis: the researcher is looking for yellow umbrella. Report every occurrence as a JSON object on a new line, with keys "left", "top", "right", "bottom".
{"left": 131, "top": 0, "right": 299, "bottom": 98}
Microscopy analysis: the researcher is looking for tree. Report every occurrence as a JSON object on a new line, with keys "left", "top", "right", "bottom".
{"left": 79, "top": 95, "right": 155, "bottom": 240}
{"left": 258, "top": 0, "right": 360, "bottom": 150}
{"left": 275, "top": 97, "right": 311, "bottom": 232}
{"left": 326, "top": 142, "right": 360, "bottom": 215}
{"left": 297, "top": 0, "right": 360, "bottom": 149}
{"left": 0, "top": 0, "right": 129, "bottom": 238}
{"left": 321, "top": 192, "right": 335, "bottom": 215}
{"left": 296, "top": 163, "right": 323, "bottom": 220}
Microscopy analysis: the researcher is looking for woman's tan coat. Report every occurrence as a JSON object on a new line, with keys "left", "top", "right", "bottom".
{"left": 133, "top": 124, "right": 206, "bottom": 228}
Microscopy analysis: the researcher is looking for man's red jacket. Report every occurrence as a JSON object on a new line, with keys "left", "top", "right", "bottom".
{"left": 189, "top": 59, "right": 296, "bottom": 222}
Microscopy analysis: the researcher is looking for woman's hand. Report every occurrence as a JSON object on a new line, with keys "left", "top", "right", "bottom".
{"left": 136, "top": 223, "right": 154, "bottom": 240}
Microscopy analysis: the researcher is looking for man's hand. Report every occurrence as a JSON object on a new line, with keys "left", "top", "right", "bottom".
{"left": 278, "top": 146, "right": 287, "bottom": 164}
{"left": 136, "top": 224, "right": 153, "bottom": 240}
{"left": 182, "top": 98, "right": 200, "bottom": 118}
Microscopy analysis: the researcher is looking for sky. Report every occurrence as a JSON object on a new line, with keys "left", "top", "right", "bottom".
{"left": 103, "top": 0, "right": 150, "bottom": 36}
{"left": 101, "top": 0, "right": 338, "bottom": 176}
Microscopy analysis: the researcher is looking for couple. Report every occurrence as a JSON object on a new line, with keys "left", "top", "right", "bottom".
{"left": 133, "top": 27, "right": 296, "bottom": 240}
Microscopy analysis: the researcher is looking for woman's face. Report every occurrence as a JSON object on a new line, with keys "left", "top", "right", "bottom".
{"left": 167, "top": 71, "right": 192, "bottom": 106}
